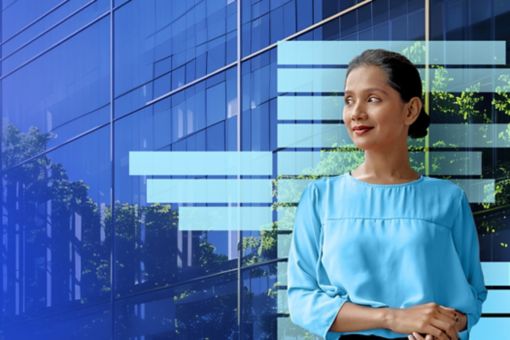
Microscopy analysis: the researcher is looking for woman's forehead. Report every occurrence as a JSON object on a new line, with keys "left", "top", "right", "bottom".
{"left": 344, "top": 66, "right": 391, "bottom": 93}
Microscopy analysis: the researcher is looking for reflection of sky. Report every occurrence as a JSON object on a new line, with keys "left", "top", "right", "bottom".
{"left": 2, "top": 16, "right": 109, "bottom": 147}
{"left": 1, "top": 0, "right": 61, "bottom": 40}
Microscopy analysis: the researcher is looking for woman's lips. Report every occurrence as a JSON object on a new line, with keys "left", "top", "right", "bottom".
{"left": 353, "top": 127, "right": 373, "bottom": 136}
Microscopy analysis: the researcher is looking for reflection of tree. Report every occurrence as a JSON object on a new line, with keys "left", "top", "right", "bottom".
{"left": 2, "top": 125, "right": 111, "bottom": 312}
{"left": 403, "top": 44, "right": 509, "bottom": 240}
{"left": 173, "top": 278, "right": 238, "bottom": 339}
{"left": 1, "top": 124, "right": 237, "bottom": 337}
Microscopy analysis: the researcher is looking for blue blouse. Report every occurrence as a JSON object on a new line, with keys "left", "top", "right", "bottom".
{"left": 287, "top": 172, "right": 487, "bottom": 339}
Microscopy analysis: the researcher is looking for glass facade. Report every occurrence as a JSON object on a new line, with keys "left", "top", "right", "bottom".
{"left": 1, "top": 0, "right": 509, "bottom": 338}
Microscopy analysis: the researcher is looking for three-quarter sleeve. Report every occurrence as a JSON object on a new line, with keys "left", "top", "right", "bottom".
{"left": 451, "top": 190, "right": 488, "bottom": 338}
{"left": 286, "top": 182, "right": 349, "bottom": 339}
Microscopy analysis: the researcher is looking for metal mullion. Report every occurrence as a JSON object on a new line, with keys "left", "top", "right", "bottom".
{"left": 0, "top": 10, "right": 109, "bottom": 80}
{"left": 236, "top": 0, "right": 242, "bottom": 338}
{"left": 1, "top": 0, "right": 69, "bottom": 46}
{"left": 0, "top": 0, "right": 98, "bottom": 62}
{"left": 109, "top": 0, "right": 115, "bottom": 338}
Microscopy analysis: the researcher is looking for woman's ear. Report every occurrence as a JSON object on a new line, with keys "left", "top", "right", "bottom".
{"left": 405, "top": 97, "right": 422, "bottom": 125}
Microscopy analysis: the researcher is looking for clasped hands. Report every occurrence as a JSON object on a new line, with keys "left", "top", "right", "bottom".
{"left": 387, "top": 302, "right": 467, "bottom": 340}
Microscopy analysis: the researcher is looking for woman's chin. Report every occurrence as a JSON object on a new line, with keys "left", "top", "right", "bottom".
{"left": 353, "top": 141, "right": 377, "bottom": 150}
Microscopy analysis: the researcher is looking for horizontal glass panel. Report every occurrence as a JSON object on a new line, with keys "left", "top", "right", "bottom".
{"left": 2, "top": 0, "right": 109, "bottom": 76}
{"left": 1, "top": 17, "right": 109, "bottom": 165}
{"left": 114, "top": 0, "right": 237, "bottom": 100}
{"left": 1, "top": 0, "right": 62, "bottom": 41}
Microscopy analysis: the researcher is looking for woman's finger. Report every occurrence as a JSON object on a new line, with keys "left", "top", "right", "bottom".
{"left": 438, "top": 305, "right": 458, "bottom": 321}
{"left": 412, "top": 332, "right": 426, "bottom": 340}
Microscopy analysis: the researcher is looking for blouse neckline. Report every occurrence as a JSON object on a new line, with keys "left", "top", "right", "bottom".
{"left": 347, "top": 170, "right": 424, "bottom": 187}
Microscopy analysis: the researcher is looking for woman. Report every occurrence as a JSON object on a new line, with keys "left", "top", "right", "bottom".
{"left": 286, "top": 49, "right": 487, "bottom": 340}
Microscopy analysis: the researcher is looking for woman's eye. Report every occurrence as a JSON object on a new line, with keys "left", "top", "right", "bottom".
{"left": 368, "top": 97, "right": 380, "bottom": 102}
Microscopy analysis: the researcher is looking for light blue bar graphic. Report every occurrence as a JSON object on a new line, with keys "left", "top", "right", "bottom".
{"left": 277, "top": 68, "right": 510, "bottom": 93}
{"left": 277, "top": 289, "right": 288, "bottom": 314}
{"left": 146, "top": 179, "right": 272, "bottom": 203}
{"left": 276, "top": 314, "right": 510, "bottom": 340}
{"left": 277, "top": 151, "right": 482, "bottom": 176}
{"left": 278, "top": 123, "right": 510, "bottom": 149}
{"left": 277, "top": 261, "right": 287, "bottom": 286}
{"left": 277, "top": 123, "right": 349, "bottom": 148}
{"left": 276, "top": 40, "right": 506, "bottom": 65}
{"left": 276, "top": 178, "right": 494, "bottom": 204}
{"left": 470, "top": 317, "right": 510, "bottom": 339}
{"left": 129, "top": 151, "right": 273, "bottom": 176}
{"left": 278, "top": 233, "right": 291, "bottom": 258}
{"left": 276, "top": 179, "right": 311, "bottom": 203}
{"left": 480, "top": 262, "right": 510, "bottom": 286}
{"left": 276, "top": 261, "right": 508, "bottom": 287}
{"left": 276, "top": 206, "right": 296, "bottom": 231}
{"left": 482, "top": 290, "right": 510, "bottom": 313}
{"left": 178, "top": 206, "right": 273, "bottom": 231}
{"left": 277, "top": 68, "right": 346, "bottom": 93}
{"left": 424, "top": 124, "right": 510, "bottom": 149}
{"left": 277, "top": 96, "right": 343, "bottom": 120}
{"left": 449, "top": 179, "right": 495, "bottom": 203}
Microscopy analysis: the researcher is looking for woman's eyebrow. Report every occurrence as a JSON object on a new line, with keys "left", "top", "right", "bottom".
{"left": 344, "top": 88, "right": 388, "bottom": 95}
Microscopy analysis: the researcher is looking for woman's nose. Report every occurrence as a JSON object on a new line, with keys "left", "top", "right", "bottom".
{"left": 351, "top": 101, "right": 366, "bottom": 120}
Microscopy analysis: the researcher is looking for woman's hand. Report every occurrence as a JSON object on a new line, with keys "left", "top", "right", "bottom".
{"left": 407, "top": 306, "right": 467, "bottom": 340}
{"left": 385, "top": 302, "right": 460, "bottom": 340}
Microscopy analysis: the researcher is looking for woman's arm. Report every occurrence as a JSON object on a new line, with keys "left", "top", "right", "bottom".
{"left": 331, "top": 302, "right": 460, "bottom": 340}
{"left": 328, "top": 302, "right": 391, "bottom": 332}
{"left": 450, "top": 190, "right": 488, "bottom": 337}
{"left": 287, "top": 182, "right": 350, "bottom": 339}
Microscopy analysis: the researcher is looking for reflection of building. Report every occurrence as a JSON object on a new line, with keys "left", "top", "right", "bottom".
{"left": 1, "top": 0, "right": 510, "bottom": 339}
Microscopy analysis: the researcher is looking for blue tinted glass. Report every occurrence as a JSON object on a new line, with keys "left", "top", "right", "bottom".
{"left": 206, "top": 120, "right": 226, "bottom": 151}
{"left": 2, "top": 0, "right": 98, "bottom": 56}
{"left": 206, "top": 82, "right": 227, "bottom": 126}
{"left": 114, "top": 71, "right": 238, "bottom": 296}
{"left": 269, "top": 2, "right": 296, "bottom": 42}
{"left": 1, "top": 0, "right": 61, "bottom": 40}
{"left": 1, "top": 304, "right": 111, "bottom": 340}
{"left": 341, "top": 11, "right": 357, "bottom": 38}
{"left": 2, "top": 0, "right": 109, "bottom": 75}
{"left": 390, "top": 15, "right": 408, "bottom": 39}
{"left": 241, "top": 263, "right": 277, "bottom": 339}
{"left": 114, "top": 272, "right": 238, "bottom": 339}
{"left": 226, "top": 115, "right": 238, "bottom": 151}
{"left": 296, "top": 0, "right": 313, "bottom": 30}
{"left": 241, "top": 49, "right": 275, "bottom": 154}
{"left": 114, "top": 0, "right": 237, "bottom": 117}
{"left": 0, "top": 127, "right": 111, "bottom": 336}
{"left": 1, "top": 17, "right": 110, "bottom": 164}
{"left": 241, "top": 0, "right": 373, "bottom": 57}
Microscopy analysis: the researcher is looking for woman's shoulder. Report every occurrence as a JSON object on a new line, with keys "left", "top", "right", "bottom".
{"left": 420, "top": 175, "right": 467, "bottom": 198}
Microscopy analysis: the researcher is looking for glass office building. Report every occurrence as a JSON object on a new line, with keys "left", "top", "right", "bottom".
{"left": 1, "top": 0, "right": 509, "bottom": 338}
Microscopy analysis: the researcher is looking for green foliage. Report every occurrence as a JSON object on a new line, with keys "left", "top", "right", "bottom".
{"left": 492, "top": 74, "right": 510, "bottom": 114}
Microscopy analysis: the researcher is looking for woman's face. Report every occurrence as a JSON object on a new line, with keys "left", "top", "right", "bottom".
{"left": 342, "top": 65, "right": 417, "bottom": 151}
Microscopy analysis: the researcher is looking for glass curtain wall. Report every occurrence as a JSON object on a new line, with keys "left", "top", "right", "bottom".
{"left": 1, "top": 0, "right": 509, "bottom": 338}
